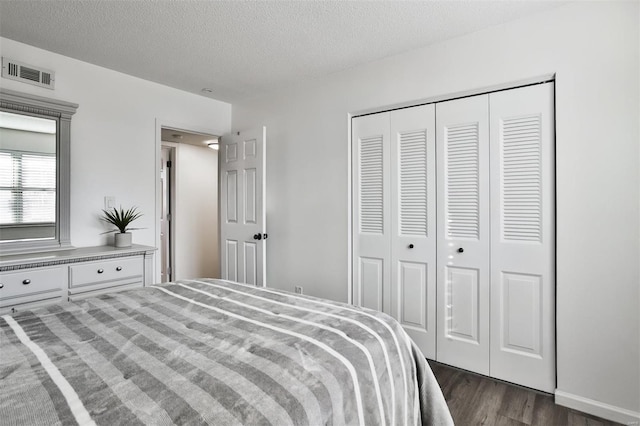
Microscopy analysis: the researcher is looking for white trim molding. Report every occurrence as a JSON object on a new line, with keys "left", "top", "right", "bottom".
{"left": 555, "top": 390, "right": 640, "bottom": 425}
{"left": 351, "top": 73, "right": 555, "bottom": 118}
{"left": 346, "top": 112, "right": 353, "bottom": 305}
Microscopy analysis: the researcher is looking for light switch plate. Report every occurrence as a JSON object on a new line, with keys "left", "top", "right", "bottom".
{"left": 104, "top": 196, "right": 116, "bottom": 209}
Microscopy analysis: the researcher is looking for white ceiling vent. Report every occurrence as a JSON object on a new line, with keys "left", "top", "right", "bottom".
{"left": 1, "top": 57, "right": 55, "bottom": 89}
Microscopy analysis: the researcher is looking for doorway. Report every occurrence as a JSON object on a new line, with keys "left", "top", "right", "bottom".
{"left": 160, "top": 127, "right": 220, "bottom": 282}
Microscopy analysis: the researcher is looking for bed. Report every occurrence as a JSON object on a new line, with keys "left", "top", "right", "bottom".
{"left": 0, "top": 278, "right": 453, "bottom": 425}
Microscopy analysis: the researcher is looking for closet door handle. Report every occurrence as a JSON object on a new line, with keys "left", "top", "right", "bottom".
{"left": 457, "top": 247, "right": 464, "bottom": 253}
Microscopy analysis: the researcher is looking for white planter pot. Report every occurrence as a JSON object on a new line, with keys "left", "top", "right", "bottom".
{"left": 114, "top": 232, "right": 132, "bottom": 248}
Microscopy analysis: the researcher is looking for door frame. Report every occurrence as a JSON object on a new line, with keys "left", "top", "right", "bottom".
{"left": 160, "top": 142, "right": 177, "bottom": 282}
{"left": 154, "top": 118, "right": 225, "bottom": 283}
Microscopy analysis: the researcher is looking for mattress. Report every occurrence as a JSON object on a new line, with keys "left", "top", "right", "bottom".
{"left": 0, "top": 278, "right": 452, "bottom": 425}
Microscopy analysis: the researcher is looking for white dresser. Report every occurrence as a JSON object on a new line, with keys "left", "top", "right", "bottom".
{"left": 0, "top": 245, "right": 155, "bottom": 314}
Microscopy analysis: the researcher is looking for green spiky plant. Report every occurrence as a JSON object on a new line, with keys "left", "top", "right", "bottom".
{"left": 100, "top": 206, "right": 144, "bottom": 234}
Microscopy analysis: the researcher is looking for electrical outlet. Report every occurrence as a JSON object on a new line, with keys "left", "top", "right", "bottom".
{"left": 294, "top": 286, "right": 303, "bottom": 294}
{"left": 104, "top": 196, "right": 116, "bottom": 209}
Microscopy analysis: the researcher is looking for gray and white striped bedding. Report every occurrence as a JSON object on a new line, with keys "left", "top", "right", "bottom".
{"left": 0, "top": 278, "right": 453, "bottom": 425}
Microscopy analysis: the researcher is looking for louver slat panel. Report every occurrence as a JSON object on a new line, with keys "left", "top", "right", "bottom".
{"left": 446, "top": 123, "right": 479, "bottom": 239}
{"left": 400, "top": 130, "right": 428, "bottom": 236}
{"left": 360, "top": 135, "right": 384, "bottom": 234}
{"left": 501, "top": 115, "right": 542, "bottom": 242}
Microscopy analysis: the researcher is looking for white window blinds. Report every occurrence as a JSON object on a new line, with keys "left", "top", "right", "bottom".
{"left": 0, "top": 150, "right": 56, "bottom": 225}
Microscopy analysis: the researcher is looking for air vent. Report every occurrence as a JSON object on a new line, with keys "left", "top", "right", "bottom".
{"left": 1, "top": 57, "right": 55, "bottom": 89}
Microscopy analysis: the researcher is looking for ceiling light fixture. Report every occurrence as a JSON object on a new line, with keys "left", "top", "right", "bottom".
{"left": 205, "top": 139, "right": 219, "bottom": 150}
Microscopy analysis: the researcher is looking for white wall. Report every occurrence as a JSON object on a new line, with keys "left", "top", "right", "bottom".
{"left": 232, "top": 2, "right": 639, "bottom": 422}
{"left": 0, "top": 37, "right": 231, "bottom": 281}
{"left": 171, "top": 142, "right": 219, "bottom": 280}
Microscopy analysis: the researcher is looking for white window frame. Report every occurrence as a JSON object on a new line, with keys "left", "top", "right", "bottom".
{"left": 0, "top": 89, "right": 78, "bottom": 255}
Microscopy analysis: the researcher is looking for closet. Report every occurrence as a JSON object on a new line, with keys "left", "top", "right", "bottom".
{"left": 352, "top": 82, "right": 555, "bottom": 392}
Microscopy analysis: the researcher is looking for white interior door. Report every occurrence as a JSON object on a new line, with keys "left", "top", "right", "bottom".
{"left": 489, "top": 83, "right": 555, "bottom": 392}
{"left": 220, "top": 127, "right": 266, "bottom": 286}
{"left": 352, "top": 113, "right": 391, "bottom": 314}
{"left": 436, "top": 95, "right": 491, "bottom": 374}
{"left": 390, "top": 105, "right": 437, "bottom": 359}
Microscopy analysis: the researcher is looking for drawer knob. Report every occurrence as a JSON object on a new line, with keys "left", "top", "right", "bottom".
{"left": 22, "top": 279, "right": 31, "bottom": 285}
{"left": 116, "top": 266, "right": 122, "bottom": 272}
{"left": 0, "top": 283, "right": 4, "bottom": 289}
{"left": 97, "top": 269, "right": 104, "bottom": 274}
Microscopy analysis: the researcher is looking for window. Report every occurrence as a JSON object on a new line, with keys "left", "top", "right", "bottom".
{"left": 0, "top": 89, "right": 77, "bottom": 254}
{"left": 0, "top": 150, "right": 56, "bottom": 225}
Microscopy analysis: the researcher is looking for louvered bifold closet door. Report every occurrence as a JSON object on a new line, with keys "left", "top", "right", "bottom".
{"left": 489, "top": 83, "right": 555, "bottom": 392}
{"left": 390, "top": 105, "right": 436, "bottom": 359}
{"left": 436, "top": 95, "right": 491, "bottom": 374}
{"left": 352, "top": 113, "right": 392, "bottom": 314}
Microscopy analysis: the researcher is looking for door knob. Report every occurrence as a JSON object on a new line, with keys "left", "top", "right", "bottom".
{"left": 408, "top": 244, "right": 414, "bottom": 249}
{"left": 253, "top": 233, "right": 262, "bottom": 240}
{"left": 458, "top": 247, "right": 464, "bottom": 253}
{"left": 263, "top": 233, "right": 268, "bottom": 240}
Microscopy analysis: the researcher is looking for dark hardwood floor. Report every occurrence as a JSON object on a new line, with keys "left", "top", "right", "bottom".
{"left": 429, "top": 361, "right": 621, "bottom": 426}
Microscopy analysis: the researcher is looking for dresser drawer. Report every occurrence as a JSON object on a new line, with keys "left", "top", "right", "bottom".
{"left": 69, "top": 281, "right": 143, "bottom": 302}
{"left": 69, "top": 256, "right": 143, "bottom": 288}
{"left": 0, "top": 297, "right": 65, "bottom": 315}
{"left": 0, "top": 266, "right": 66, "bottom": 307}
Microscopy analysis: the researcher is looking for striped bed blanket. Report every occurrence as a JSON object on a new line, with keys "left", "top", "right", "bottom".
{"left": 0, "top": 279, "right": 452, "bottom": 425}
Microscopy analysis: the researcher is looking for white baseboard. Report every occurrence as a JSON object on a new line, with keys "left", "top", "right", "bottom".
{"left": 555, "top": 390, "right": 640, "bottom": 425}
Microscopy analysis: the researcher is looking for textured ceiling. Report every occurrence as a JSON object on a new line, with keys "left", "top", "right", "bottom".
{"left": 0, "top": 1, "right": 563, "bottom": 103}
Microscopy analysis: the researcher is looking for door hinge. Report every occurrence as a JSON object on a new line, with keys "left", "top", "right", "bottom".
{"left": 167, "top": 266, "right": 172, "bottom": 276}
{"left": 167, "top": 160, "right": 172, "bottom": 168}
{"left": 166, "top": 213, "right": 171, "bottom": 221}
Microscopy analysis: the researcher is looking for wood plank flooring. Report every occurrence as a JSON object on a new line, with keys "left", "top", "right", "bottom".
{"left": 429, "top": 361, "right": 622, "bottom": 425}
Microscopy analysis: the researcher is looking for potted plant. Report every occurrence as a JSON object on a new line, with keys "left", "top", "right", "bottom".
{"left": 101, "top": 206, "right": 143, "bottom": 248}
